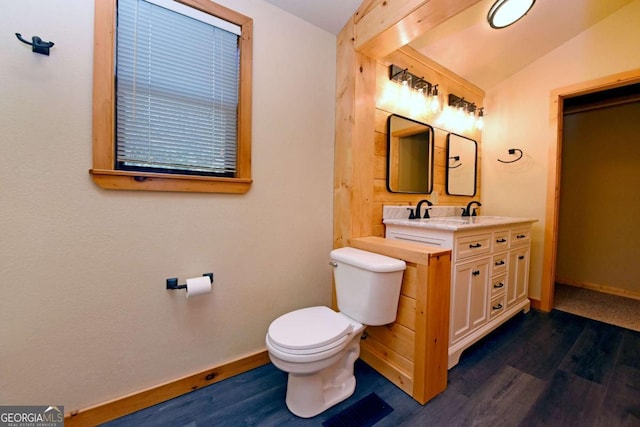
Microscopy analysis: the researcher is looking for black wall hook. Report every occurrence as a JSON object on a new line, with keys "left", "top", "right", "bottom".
{"left": 16, "top": 33, "right": 55, "bottom": 55}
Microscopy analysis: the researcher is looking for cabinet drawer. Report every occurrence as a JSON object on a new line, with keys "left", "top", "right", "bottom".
{"left": 490, "top": 294, "right": 507, "bottom": 319}
{"left": 511, "top": 227, "right": 531, "bottom": 246}
{"left": 491, "top": 273, "right": 507, "bottom": 297}
{"left": 456, "top": 233, "right": 491, "bottom": 260}
{"left": 493, "top": 230, "right": 509, "bottom": 252}
{"left": 491, "top": 252, "right": 508, "bottom": 276}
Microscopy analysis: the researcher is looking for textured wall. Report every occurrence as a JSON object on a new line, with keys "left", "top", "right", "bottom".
{"left": 481, "top": 0, "right": 640, "bottom": 299}
{"left": 0, "top": 0, "right": 336, "bottom": 411}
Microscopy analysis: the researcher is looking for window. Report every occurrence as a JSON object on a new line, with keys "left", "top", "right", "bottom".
{"left": 91, "top": 0, "right": 253, "bottom": 193}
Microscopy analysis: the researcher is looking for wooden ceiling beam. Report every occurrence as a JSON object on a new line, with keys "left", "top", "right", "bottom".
{"left": 353, "top": 0, "right": 484, "bottom": 59}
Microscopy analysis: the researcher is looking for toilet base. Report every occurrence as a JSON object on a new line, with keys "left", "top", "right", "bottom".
{"left": 284, "top": 334, "right": 361, "bottom": 418}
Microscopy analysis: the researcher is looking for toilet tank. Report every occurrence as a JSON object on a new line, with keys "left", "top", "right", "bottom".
{"left": 330, "top": 247, "right": 406, "bottom": 326}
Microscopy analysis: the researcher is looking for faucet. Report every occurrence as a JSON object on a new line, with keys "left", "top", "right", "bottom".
{"left": 415, "top": 199, "right": 433, "bottom": 219}
{"left": 461, "top": 201, "right": 482, "bottom": 217}
{"left": 406, "top": 199, "right": 433, "bottom": 219}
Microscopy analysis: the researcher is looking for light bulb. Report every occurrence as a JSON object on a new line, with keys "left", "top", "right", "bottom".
{"left": 476, "top": 108, "right": 484, "bottom": 130}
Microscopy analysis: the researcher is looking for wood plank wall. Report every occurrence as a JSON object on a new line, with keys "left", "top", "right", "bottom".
{"left": 371, "top": 46, "right": 485, "bottom": 238}
{"left": 334, "top": 22, "right": 486, "bottom": 405}
{"left": 350, "top": 237, "right": 451, "bottom": 404}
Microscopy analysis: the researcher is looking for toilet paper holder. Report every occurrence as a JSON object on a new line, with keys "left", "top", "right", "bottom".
{"left": 166, "top": 273, "right": 213, "bottom": 290}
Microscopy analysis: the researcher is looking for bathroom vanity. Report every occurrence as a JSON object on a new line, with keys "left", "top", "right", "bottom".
{"left": 383, "top": 213, "right": 536, "bottom": 368}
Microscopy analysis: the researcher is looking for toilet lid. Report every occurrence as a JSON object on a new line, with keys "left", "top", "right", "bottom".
{"left": 268, "top": 306, "right": 352, "bottom": 351}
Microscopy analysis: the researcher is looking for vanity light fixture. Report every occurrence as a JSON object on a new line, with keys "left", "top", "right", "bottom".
{"left": 487, "top": 0, "right": 535, "bottom": 29}
{"left": 443, "top": 94, "right": 485, "bottom": 131}
{"left": 389, "top": 64, "right": 441, "bottom": 113}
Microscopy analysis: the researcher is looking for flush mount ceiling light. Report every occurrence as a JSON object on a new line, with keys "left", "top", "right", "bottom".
{"left": 487, "top": 0, "right": 535, "bottom": 29}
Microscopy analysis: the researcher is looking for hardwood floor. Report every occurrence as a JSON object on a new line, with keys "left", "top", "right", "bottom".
{"left": 103, "top": 310, "right": 640, "bottom": 426}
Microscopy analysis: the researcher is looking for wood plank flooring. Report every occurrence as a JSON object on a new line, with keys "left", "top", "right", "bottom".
{"left": 103, "top": 310, "right": 640, "bottom": 426}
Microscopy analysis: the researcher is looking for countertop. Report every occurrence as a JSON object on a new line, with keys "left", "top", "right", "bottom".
{"left": 383, "top": 216, "right": 538, "bottom": 231}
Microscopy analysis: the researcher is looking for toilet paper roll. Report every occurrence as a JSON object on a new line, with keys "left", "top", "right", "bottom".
{"left": 185, "top": 276, "right": 212, "bottom": 298}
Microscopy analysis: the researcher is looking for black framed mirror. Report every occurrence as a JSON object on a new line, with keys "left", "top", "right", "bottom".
{"left": 386, "top": 114, "right": 434, "bottom": 193}
{"left": 446, "top": 133, "right": 477, "bottom": 196}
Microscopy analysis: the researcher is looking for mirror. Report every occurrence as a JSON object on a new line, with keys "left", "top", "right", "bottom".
{"left": 387, "top": 114, "right": 434, "bottom": 193}
{"left": 446, "top": 133, "right": 477, "bottom": 196}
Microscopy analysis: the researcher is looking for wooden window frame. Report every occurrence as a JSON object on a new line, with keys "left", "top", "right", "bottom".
{"left": 90, "top": 0, "right": 253, "bottom": 193}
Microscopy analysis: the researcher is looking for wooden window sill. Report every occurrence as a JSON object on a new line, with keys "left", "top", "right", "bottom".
{"left": 90, "top": 169, "right": 252, "bottom": 193}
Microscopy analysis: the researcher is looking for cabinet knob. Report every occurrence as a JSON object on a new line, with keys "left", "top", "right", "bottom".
{"left": 496, "top": 238, "right": 507, "bottom": 243}
{"left": 469, "top": 243, "right": 482, "bottom": 248}
{"left": 472, "top": 270, "right": 480, "bottom": 276}
{"left": 495, "top": 260, "right": 505, "bottom": 266}
{"left": 494, "top": 282, "right": 504, "bottom": 289}
{"left": 516, "top": 234, "right": 526, "bottom": 239}
{"left": 492, "top": 303, "right": 504, "bottom": 310}
{"left": 518, "top": 255, "right": 525, "bottom": 260}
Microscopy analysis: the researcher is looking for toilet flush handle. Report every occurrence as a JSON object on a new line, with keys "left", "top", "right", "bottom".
{"left": 329, "top": 261, "right": 338, "bottom": 267}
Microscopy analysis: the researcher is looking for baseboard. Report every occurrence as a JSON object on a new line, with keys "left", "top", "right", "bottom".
{"left": 555, "top": 278, "right": 640, "bottom": 301}
{"left": 529, "top": 298, "right": 542, "bottom": 310}
{"left": 64, "top": 350, "right": 270, "bottom": 427}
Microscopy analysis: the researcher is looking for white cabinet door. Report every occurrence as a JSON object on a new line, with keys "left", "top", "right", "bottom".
{"left": 507, "top": 246, "right": 530, "bottom": 307}
{"left": 450, "top": 258, "right": 490, "bottom": 344}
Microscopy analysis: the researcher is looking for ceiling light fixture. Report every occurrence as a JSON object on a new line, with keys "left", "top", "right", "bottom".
{"left": 487, "top": 0, "right": 535, "bottom": 29}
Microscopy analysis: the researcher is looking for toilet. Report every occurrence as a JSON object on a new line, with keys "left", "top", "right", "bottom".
{"left": 265, "top": 247, "right": 406, "bottom": 418}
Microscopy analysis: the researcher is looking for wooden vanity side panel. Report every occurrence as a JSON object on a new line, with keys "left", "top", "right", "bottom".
{"left": 364, "top": 322, "right": 415, "bottom": 362}
{"left": 395, "top": 295, "right": 417, "bottom": 328}
{"left": 360, "top": 260, "right": 417, "bottom": 395}
{"left": 412, "top": 253, "right": 451, "bottom": 404}
{"left": 349, "top": 237, "right": 451, "bottom": 405}
{"left": 360, "top": 263, "right": 417, "bottom": 395}
{"left": 401, "top": 263, "right": 418, "bottom": 298}
{"left": 360, "top": 343, "right": 414, "bottom": 396}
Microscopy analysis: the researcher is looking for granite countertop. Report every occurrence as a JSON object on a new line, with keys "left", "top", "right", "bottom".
{"left": 383, "top": 216, "right": 538, "bottom": 231}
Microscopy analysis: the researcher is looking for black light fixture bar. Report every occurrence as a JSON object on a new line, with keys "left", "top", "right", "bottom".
{"left": 389, "top": 64, "right": 437, "bottom": 95}
{"left": 448, "top": 93, "right": 477, "bottom": 114}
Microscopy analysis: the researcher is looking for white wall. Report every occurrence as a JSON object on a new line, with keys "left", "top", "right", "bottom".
{"left": 0, "top": 0, "right": 336, "bottom": 411}
{"left": 481, "top": 0, "right": 640, "bottom": 299}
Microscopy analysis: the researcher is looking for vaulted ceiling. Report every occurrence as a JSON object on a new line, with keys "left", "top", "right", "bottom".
{"left": 263, "top": 0, "right": 635, "bottom": 89}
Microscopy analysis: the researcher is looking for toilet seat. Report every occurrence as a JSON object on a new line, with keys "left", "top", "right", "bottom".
{"left": 267, "top": 306, "right": 353, "bottom": 356}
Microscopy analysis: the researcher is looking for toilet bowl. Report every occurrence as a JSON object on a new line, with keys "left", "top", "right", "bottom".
{"left": 266, "top": 306, "right": 365, "bottom": 418}
{"left": 266, "top": 247, "right": 406, "bottom": 418}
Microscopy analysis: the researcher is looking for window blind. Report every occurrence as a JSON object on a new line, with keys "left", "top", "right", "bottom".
{"left": 116, "top": 0, "right": 241, "bottom": 176}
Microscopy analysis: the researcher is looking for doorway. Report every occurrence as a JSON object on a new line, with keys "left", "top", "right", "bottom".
{"left": 540, "top": 68, "right": 640, "bottom": 315}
